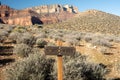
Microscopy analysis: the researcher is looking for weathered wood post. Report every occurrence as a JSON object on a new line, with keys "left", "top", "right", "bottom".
{"left": 44, "top": 40, "right": 76, "bottom": 80}
{"left": 57, "top": 40, "right": 63, "bottom": 80}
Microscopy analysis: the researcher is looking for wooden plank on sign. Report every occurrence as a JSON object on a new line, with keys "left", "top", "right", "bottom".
{"left": 44, "top": 46, "right": 76, "bottom": 56}
{"left": 60, "top": 47, "right": 75, "bottom": 56}
{"left": 44, "top": 46, "right": 59, "bottom": 55}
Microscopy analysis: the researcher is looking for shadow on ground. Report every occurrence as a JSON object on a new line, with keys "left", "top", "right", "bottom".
{"left": 0, "top": 58, "right": 15, "bottom": 67}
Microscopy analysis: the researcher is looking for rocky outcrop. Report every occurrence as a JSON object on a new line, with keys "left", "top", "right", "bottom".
{"left": 26, "top": 4, "right": 78, "bottom": 14}
{"left": 0, "top": 5, "right": 43, "bottom": 26}
{"left": 0, "top": 4, "right": 78, "bottom": 26}
{"left": 0, "top": 5, "right": 14, "bottom": 24}
{"left": 7, "top": 10, "right": 43, "bottom": 26}
{"left": 8, "top": 15, "right": 33, "bottom": 26}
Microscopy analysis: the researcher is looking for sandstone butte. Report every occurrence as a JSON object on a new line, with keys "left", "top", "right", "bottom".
{"left": 0, "top": 3, "right": 78, "bottom": 26}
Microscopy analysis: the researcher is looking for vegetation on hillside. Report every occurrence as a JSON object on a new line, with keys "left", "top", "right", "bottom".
{"left": 44, "top": 10, "right": 120, "bottom": 35}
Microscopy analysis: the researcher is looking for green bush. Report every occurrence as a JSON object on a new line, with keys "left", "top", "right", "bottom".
{"left": 4, "top": 53, "right": 55, "bottom": 80}
{"left": 13, "top": 43, "right": 32, "bottom": 57}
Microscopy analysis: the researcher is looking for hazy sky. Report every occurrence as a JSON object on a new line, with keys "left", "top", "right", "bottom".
{"left": 1, "top": 0, "right": 120, "bottom": 16}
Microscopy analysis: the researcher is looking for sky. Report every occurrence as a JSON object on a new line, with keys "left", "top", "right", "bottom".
{"left": 1, "top": 0, "right": 120, "bottom": 16}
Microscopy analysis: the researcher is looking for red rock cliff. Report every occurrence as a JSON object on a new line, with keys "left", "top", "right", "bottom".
{"left": 0, "top": 4, "right": 77, "bottom": 26}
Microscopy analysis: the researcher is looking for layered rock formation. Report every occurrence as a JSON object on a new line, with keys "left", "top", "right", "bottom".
{"left": 0, "top": 4, "right": 78, "bottom": 26}
{"left": 26, "top": 4, "right": 78, "bottom": 14}
{"left": 8, "top": 10, "right": 43, "bottom": 26}
{"left": 0, "top": 4, "right": 42, "bottom": 26}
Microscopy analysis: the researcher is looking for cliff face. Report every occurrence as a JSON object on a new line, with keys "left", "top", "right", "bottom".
{"left": 0, "top": 4, "right": 78, "bottom": 26}
{"left": 26, "top": 4, "right": 78, "bottom": 14}
{"left": 0, "top": 5, "right": 42, "bottom": 26}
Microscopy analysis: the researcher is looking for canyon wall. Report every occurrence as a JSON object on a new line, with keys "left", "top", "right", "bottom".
{"left": 0, "top": 4, "right": 78, "bottom": 26}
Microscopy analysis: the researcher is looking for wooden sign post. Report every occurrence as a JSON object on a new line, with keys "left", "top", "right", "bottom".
{"left": 44, "top": 40, "right": 76, "bottom": 80}
{"left": 57, "top": 40, "right": 63, "bottom": 80}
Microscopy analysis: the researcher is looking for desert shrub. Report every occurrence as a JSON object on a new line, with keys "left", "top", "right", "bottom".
{"left": 63, "top": 34, "right": 80, "bottom": 46}
{"left": 6, "top": 27, "right": 13, "bottom": 33}
{"left": 48, "top": 33, "right": 63, "bottom": 41}
{"left": 52, "top": 52, "right": 108, "bottom": 80}
{"left": 0, "top": 24, "right": 4, "bottom": 29}
{"left": 0, "top": 36, "right": 6, "bottom": 43}
{"left": 77, "top": 32, "right": 86, "bottom": 37}
{"left": 81, "top": 63, "right": 107, "bottom": 80}
{"left": 63, "top": 53, "right": 86, "bottom": 80}
{"left": 8, "top": 32, "right": 21, "bottom": 43}
{"left": 0, "top": 29, "right": 9, "bottom": 36}
{"left": 13, "top": 43, "right": 32, "bottom": 57}
{"left": 35, "top": 33, "right": 47, "bottom": 38}
{"left": 115, "top": 60, "right": 120, "bottom": 75}
{"left": 3, "top": 25, "right": 14, "bottom": 33}
{"left": 83, "top": 33, "right": 94, "bottom": 42}
{"left": 17, "top": 32, "right": 36, "bottom": 46}
{"left": 64, "top": 38, "right": 80, "bottom": 46}
{"left": 0, "top": 29, "right": 9, "bottom": 42}
{"left": 14, "top": 26, "right": 27, "bottom": 33}
{"left": 46, "top": 29, "right": 65, "bottom": 39}
{"left": 75, "top": 33, "right": 83, "bottom": 41}
{"left": 113, "top": 36, "right": 120, "bottom": 43}
{"left": 47, "top": 42, "right": 56, "bottom": 46}
{"left": 91, "top": 38, "right": 112, "bottom": 47}
{"left": 4, "top": 53, "right": 55, "bottom": 80}
{"left": 99, "top": 47, "right": 108, "bottom": 54}
{"left": 102, "top": 35, "right": 114, "bottom": 42}
{"left": 36, "top": 38, "right": 47, "bottom": 48}
{"left": 34, "top": 24, "right": 43, "bottom": 28}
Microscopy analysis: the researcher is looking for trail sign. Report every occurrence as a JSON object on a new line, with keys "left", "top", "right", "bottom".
{"left": 44, "top": 46, "right": 75, "bottom": 56}
{"left": 44, "top": 40, "right": 76, "bottom": 80}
